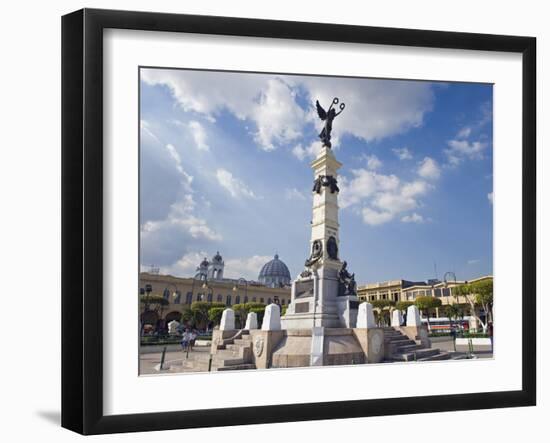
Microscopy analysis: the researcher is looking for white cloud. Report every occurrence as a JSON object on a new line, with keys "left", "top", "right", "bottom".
{"left": 142, "top": 69, "right": 434, "bottom": 153}
{"left": 301, "top": 77, "right": 434, "bottom": 143}
{"left": 285, "top": 188, "right": 307, "bottom": 200}
{"left": 339, "top": 169, "right": 400, "bottom": 209}
{"left": 457, "top": 126, "right": 472, "bottom": 139}
{"left": 165, "top": 144, "right": 193, "bottom": 187}
{"left": 141, "top": 119, "right": 160, "bottom": 142}
{"left": 392, "top": 147, "right": 413, "bottom": 160}
{"left": 401, "top": 213, "right": 425, "bottom": 223}
{"left": 216, "top": 168, "right": 258, "bottom": 199}
{"left": 162, "top": 251, "right": 208, "bottom": 277}
{"left": 252, "top": 78, "right": 306, "bottom": 151}
{"left": 339, "top": 169, "right": 432, "bottom": 226}
{"left": 224, "top": 255, "right": 273, "bottom": 281}
{"left": 188, "top": 120, "right": 209, "bottom": 151}
{"left": 444, "top": 139, "right": 488, "bottom": 166}
{"left": 360, "top": 154, "right": 382, "bottom": 170}
{"left": 141, "top": 195, "right": 222, "bottom": 242}
{"left": 361, "top": 208, "right": 394, "bottom": 225}
{"left": 417, "top": 157, "right": 441, "bottom": 180}
{"left": 487, "top": 192, "right": 493, "bottom": 204}
{"left": 292, "top": 141, "right": 322, "bottom": 161}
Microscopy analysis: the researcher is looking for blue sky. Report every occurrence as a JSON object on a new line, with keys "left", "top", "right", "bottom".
{"left": 140, "top": 68, "right": 493, "bottom": 284}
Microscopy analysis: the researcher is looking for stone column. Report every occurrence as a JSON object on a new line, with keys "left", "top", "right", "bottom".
{"left": 406, "top": 305, "right": 421, "bottom": 326}
{"left": 220, "top": 308, "right": 235, "bottom": 331}
{"left": 245, "top": 312, "right": 258, "bottom": 330}
{"left": 391, "top": 309, "right": 403, "bottom": 327}
{"left": 357, "top": 302, "right": 376, "bottom": 328}
{"left": 262, "top": 304, "right": 281, "bottom": 331}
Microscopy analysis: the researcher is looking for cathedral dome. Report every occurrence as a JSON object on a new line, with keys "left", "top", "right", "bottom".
{"left": 258, "top": 254, "right": 291, "bottom": 288}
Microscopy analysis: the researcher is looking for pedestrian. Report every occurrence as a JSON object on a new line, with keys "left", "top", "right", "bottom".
{"left": 180, "top": 329, "right": 190, "bottom": 351}
{"left": 189, "top": 329, "right": 197, "bottom": 351}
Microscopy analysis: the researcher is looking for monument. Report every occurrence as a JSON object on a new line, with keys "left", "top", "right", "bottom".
{"left": 281, "top": 98, "right": 360, "bottom": 329}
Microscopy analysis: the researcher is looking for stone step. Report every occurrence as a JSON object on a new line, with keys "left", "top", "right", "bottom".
{"left": 217, "top": 357, "right": 245, "bottom": 366}
{"left": 233, "top": 338, "right": 252, "bottom": 346}
{"left": 395, "top": 343, "right": 423, "bottom": 353}
{"left": 217, "top": 363, "right": 256, "bottom": 371}
{"left": 387, "top": 336, "right": 410, "bottom": 342}
{"left": 393, "top": 348, "right": 440, "bottom": 362}
{"left": 417, "top": 352, "right": 451, "bottom": 362}
{"left": 213, "top": 349, "right": 239, "bottom": 359}
{"left": 390, "top": 339, "right": 416, "bottom": 347}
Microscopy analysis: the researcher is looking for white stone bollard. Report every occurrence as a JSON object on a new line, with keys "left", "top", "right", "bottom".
{"left": 220, "top": 308, "right": 235, "bottom": 331}
{"left": 391, "top": 309, "right": 403, "bottom": 327}
{"left": 244, "top": 312, "right": 258, "bottom": 330}
{"left": 356, "top": 302, "right": 376, "bottom": 328}
{"left": 261, "top": 304, "right": 281, "bottom": 331}
{"left": 406, "top": 305, "right": 421, "bottom": 326}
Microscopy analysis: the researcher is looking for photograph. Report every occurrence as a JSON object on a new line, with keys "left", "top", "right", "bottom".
{"left": 138, "top": 68, "right": 494, "bottom": 374}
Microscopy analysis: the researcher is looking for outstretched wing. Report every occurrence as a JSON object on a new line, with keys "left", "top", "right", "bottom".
{"left": 316, "top": 100, "right": 327, "bottom": 120}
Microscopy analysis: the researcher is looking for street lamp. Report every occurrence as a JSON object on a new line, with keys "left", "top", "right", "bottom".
{"left": 232, "top": 277, "right": 248, "bottom": 302}
{"left": 164, "top": 282, "right": 179, "bottom": 302}
{"left": 139, "top": 284, "right": 152, "bottom": 335}
{"left": 200, "top": 281, "right": 213, "bottom": 302}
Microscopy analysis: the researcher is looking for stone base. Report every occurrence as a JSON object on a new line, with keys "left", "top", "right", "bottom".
{"left": 271, "top": 328, "right": 366, "bottom": 368}
{"left": 280, "top": 310, "right": 342, "bottom": 329}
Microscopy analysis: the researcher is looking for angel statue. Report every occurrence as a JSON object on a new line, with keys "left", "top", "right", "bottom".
{"left": 316, "top": 97, "right": 345, "bottom": 148}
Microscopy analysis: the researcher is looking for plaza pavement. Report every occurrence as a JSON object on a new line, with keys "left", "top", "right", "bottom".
{"left": 139, "top": 337, "right": 493, "bottom": 375}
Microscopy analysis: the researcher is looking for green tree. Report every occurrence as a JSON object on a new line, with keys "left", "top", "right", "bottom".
{"left": 208, "top": 307, "right": 225, "bottom": 326}
{"left": 414, "top": 296, "right": 442, "bottom": 330}
{"left": 370, "top": 299, "right": 395, "bottom": 326}
{"left": 182, "top": 301, "right": 225, "bottom": 330}
{"left": 442, "top": 303, "right": 463, "bottom": 329}
{"left": 454, "top": 279, "right": 493, "bottom": 333}
{"left": 395, "top": 301, "right": 414, "bottom": 312}
{"left": 232, "top": 302, "right": 266, "bottom": 328}
{"left": 140, "top": 294, "right": 169, "bottom": 327}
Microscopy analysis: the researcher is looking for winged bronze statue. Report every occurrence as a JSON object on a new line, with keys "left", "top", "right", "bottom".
{"left": 316, "top": 97, "right": 345, "bottom": 148}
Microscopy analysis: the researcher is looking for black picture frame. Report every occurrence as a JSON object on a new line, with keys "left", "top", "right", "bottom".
{"left": 62, "top": 8, "right": 536, "bottom": 435}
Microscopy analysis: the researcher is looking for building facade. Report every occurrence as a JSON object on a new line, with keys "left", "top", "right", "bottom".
{"left": 139, "top": 252, "right": 292, "bottom": 328}
{"left": 358, "top": 275, "right": 493, "bottom": 328}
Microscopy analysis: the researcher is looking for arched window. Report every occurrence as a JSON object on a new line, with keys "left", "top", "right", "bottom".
{"left": 207, "top": 293, "right": 213, "bottom": 303}
{"left": 260, "top": 298, "right": 264, "bottom": 304}
{"left": 267, "top": 298, "right": 272, "bottom": 304}
{"left": 217, "top": 294, "right": 223, "bottom": 302}
{"left": 163, "top": 288, "right": 170, "bottom": 301}
{"left": 185, "top": 292, "right": 193, "bottom": 304}
{"left": 174, "top": 291, "right": 182, "bottom": 304}
{"left": 235, "top": 295, "right": 240, "bottom": 304}
{"left": 252, "top": 297, "right": 257, "bottom": 302}
{"left": 226, "top": 295, "right": 232, "bottom": 306}
{"left": 244, "top": 296, "right": 248, "bottom": 303}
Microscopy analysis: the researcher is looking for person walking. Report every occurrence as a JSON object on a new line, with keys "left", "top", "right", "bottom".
{"left": 180, "top": 329, "right": 190, "bottom": 351}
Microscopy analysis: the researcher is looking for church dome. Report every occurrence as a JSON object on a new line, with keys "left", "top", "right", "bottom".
{"left": 258, "top": 254, "right": 291, "bottom": 288}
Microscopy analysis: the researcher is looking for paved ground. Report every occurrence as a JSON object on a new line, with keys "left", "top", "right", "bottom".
{"left": 139, "top": 347, "right": 212, "bottom": 375}
{"left": 432, "top": 337, "right": 493, "bottom": 359}
{"left": 139, "top": 337, "right": 493, "bottom": 375}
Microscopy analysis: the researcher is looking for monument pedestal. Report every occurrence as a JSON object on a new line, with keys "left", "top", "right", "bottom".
{"left": 281, "top": 262, "right": 359, "bottom": 329}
